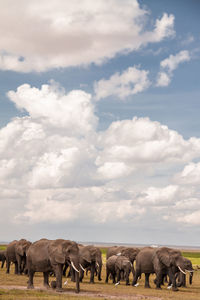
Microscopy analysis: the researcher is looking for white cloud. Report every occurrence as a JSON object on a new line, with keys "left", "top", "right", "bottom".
{"left": 7, "top": 83, "right": 98, "bottom": 137}
{"left": 1, "top": 83, "right": 200, "bottom": 228}
{"left": 160, "top": 50, "right": 191, "bottom": 72}
{"left": 96, "top": 117, "right": 200, "bottom": 179}
{"left": 156, "top": 50, "right": 191, "bottom": 87}
{"left": 174, "top": 162, "right": 200, "bottom": 185}
{"left": 94, "top": 66, "right": 151, "bottom": 100}
{"left": 156, "top": 71, "right": 171, "bottom": 87}
{"left": 0, "top": 0, "right": 175, "bottom": 72}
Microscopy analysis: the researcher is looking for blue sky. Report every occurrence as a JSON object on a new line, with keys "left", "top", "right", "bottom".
{"left": 0, "top": 0, "right": 200, "bottom": 246}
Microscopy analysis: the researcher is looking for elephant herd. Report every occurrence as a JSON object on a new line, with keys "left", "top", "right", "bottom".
{"left": 1, "top": 238, "right": 195, "bottom": 294}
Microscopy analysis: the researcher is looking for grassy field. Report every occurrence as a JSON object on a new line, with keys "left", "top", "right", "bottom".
{"left": 0, "top": 247, "right": 200, "bottom": 299}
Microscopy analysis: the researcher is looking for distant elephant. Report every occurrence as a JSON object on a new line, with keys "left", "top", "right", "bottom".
{"left": 106, "top": 246, "right": 140, "bottom": 277}
{"left": 105, "top": 255, "right": 133, "bottom": 285}
{"left": 26, "top": 238, "right": 80, "bottom": 293}
{"left": 78, "top": 245, "right": 102, "bottom": 283}
{"left": 106, "top": 246, "right": 126, "bottom": 259}
{"left": 0, "top": 250, "right": 6, "bottom": 268}
{"left": 132, "top": 247, "right": 190, "bottom": 291}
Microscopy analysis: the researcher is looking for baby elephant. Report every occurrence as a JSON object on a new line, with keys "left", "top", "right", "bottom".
{"left": 106, "top": 255, "right": 133, "bottom": 285}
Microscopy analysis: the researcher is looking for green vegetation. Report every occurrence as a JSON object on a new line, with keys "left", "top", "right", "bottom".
{"left": 182, "top": 251, "right": 200, "bottom": 266}
{"left": 0, "top": 245, "right": 6, "bottom": 251}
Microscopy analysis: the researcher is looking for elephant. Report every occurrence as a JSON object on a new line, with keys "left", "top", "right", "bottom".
{"left": 106, "top": 246, "right": 140, "bottom": 278}
{"left": 106, "top": 246, "right": 126, "bottom": 259}
{"left": 172, "top": 257, "right": 194, "bottom": 288}
{"left": 26, "top": 238, "right": 80, "bottom": 293}
{"left": 0, "top": 250, "right": 6, "bottom": 268}
{"left": 105, "top": 255, "right": 133, "bottom": 285}
{"left": 132, "top": 247, "right": 190, "bottom": 291}
{"left": 77, "top": 245, "right": 103, "bottom": 284}
{"left": 15, "top": 239, "right": 32, "bottom": 274}
{"left": 5, "top": 240, "right": 18, "bottom": 274}
{"left": 5, "top": 239, "right": 32, "bottom": 274}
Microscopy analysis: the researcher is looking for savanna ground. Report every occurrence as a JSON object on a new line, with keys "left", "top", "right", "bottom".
{"left": 0, "top": 246, "right": 200, "bottom": 300}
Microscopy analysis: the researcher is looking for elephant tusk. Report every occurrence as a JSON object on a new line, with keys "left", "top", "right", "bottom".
{"left": 71, "top": 261, "right": 79, "bottom": 273}
{"left": 96, "top": 262, "right": 99, "bottom": 268}
{"left": 178, "top": 266, "right": 186, "bottom": 275}
{"left": 79, "top": 264, "right": 85, "bottom": 272}
{"left": 116, "top": 252, "right": 121, "bottom": 256}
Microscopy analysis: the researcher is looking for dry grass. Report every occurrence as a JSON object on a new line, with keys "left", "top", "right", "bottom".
{"left": 0, "top": 250, "right": 200, "bottom": 299}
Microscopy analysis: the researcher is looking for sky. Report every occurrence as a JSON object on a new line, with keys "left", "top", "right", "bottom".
{"left": 0, "top": 0, "right": 200, "bottom": 246}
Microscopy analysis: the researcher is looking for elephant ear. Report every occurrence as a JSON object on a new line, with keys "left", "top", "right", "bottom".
{"left": 156, "top": 248, "right": 171, "bottom": 267}
{"left": 80, "top": 248, "right": 92, "bottom": 264}
{"left": 16, "top": 245, "right": 24, "bottom": 256}
{"left": 49, "top": 244, "right": 65, "bottom": 264}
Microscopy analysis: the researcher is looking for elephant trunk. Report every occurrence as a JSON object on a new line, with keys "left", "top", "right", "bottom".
{"left": 70, "top": 256, "right": 80, "bottom": 293}
{"left": 189, "top": 272, "right": 193, "bottom": 285}
{"left": 97, "top": 260, "right": 102, "bottom": 281}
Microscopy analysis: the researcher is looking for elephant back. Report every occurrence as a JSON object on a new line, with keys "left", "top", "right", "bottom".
{"left": 135, "top": 247, "right": 155, "bottom": 273}
{"left": 106, "top": 255, "right": 118, "bottom": 269}
{"left": 106, "top": 246, "right": 125, "bottom": 259}
{"left": 6, "top": 240, "right": 18, "bottom": 262}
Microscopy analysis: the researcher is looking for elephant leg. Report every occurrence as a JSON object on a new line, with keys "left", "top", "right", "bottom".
{"left": 105, "top": 268, "right": 110, "bottom": 283}
{"left": 89, "top": 263, "right": 95, "bottom": 284}
{"left": 168, "top": 268, "right": 178, "bottom": 291}
{"left": 27, "top": 270, "right": 35, "bottom": 289}
{"left": 112, "top": 271, "right": 116, "bottom": 284}
{"left": 1, "top": 259, "right": 5, "bottom": 268}
{"left": 6, "top": 259, "right": 10, "bottom": 274}
{"left": 54, "top": 264, "right": 63, "bottom": 292}
{"left": 79, "top": 268, "right": 84, "bottom": 283}
{"left": 16, "top": 257, "right": 21, "bottom": 274}
{"left": 43, "top": 271, "right": 50, "bottom": 288}
{"left": 132, "top": 269, "right": 141, "bottom": 286}
{"left": 145, "top": 273, "right": 150, "bottom": 288}
{"left": 125, "top": 270, "right": 130, "bottom": 285}
{"left": 116, "top": 269, "right": 120, "bottom": 283}
{"left": 14, "top": 262, "right": 18, "bottom": 274}
{"left": 155, "top": 271, "right": 162, "bottom": 289}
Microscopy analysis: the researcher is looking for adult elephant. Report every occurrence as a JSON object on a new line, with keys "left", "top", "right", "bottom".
{"left": 6, "top": 239, "right": 32, "bottom": 274}
{"left": 105, "top": 255, "right": 133, "bottom": 285}
{"left": 15, "top": 239, "right": 32, "bottom": 274}
{"left": 0, "top": 250, "right": 6, "bottom": 268}
{"left": 174, "top": 257, "right": 194, "bottom": 287}
{"left": 5, "top": 240, "right": 18, "bottom": 274}
{"left": 26, "top": 238, "right": 80, "bottom": 293}
{"left": 132, "top": 247, "right": 189, "bottom": 291}
{"left": 78, "top": 245, "right": 102, "bottom": 283}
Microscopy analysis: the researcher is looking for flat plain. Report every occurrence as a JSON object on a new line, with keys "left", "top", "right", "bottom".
{"left": 0, "top": 246, "right": 200, "bottom": 300}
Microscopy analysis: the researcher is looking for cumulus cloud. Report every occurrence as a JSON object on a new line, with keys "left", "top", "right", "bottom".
{"left": 1, "top": 82, "right": 200, "bottom": 228}
{"left": 96, "top": 117, "right": 200, "bottom": 179}
{"left": 156, "top": 50, "right": 191, "bottom": 87}
{"left": 174, "top": 162, "right": 200, "bottom": 185}
{"left": 7, "top": 83, "right": 98, "bottom": 137}
{"left": 0, "top": 0, "right": 175, "bottom": 72}
{"left": 94, "top": 66, "right": 151, "bottom": 100}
